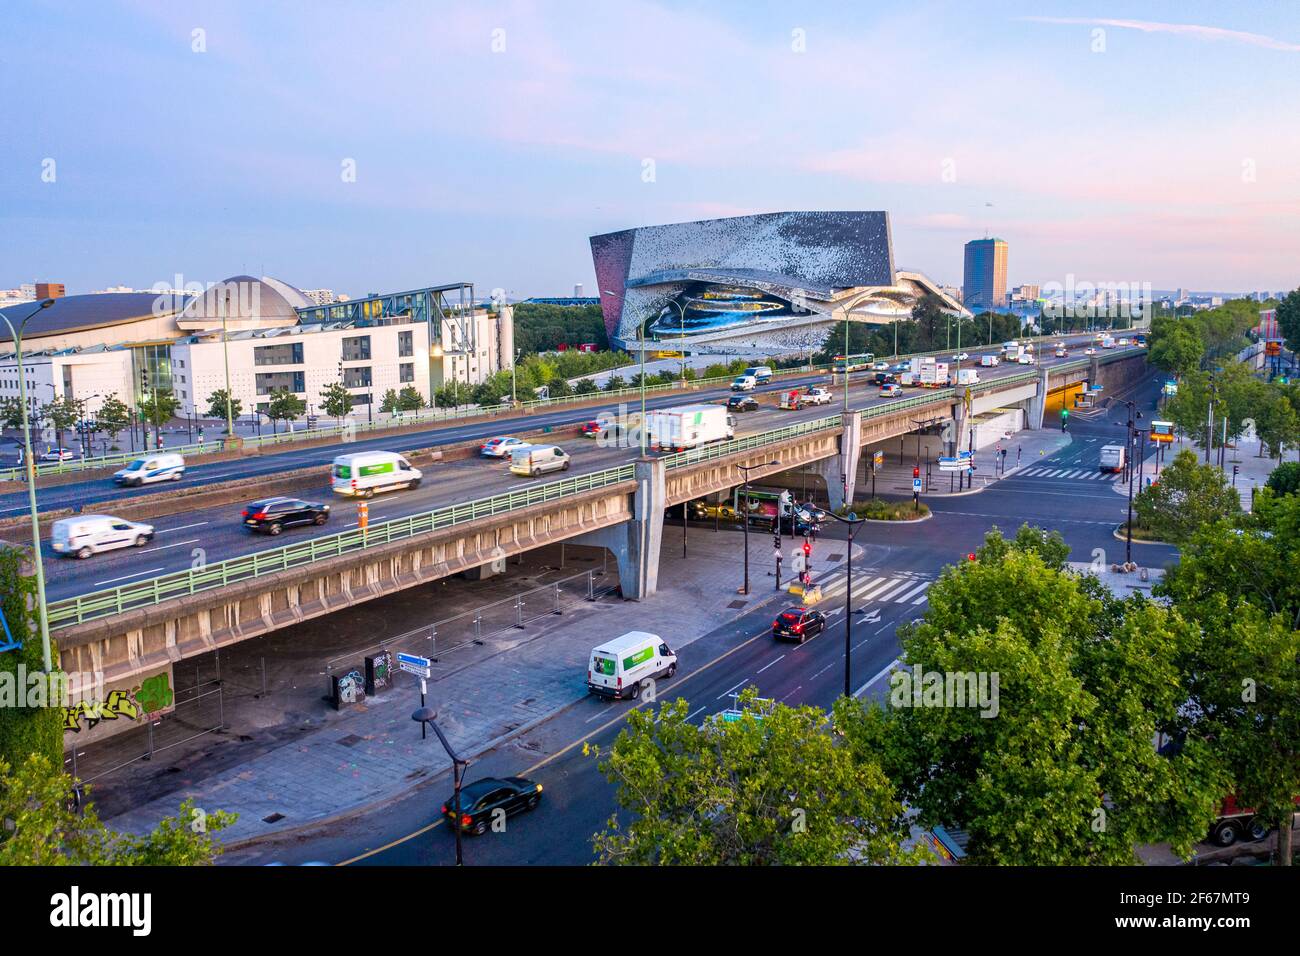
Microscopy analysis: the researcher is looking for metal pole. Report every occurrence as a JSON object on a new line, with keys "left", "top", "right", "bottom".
{"left": 844, "top": 522, "right": 854, "bottom": 698}
{"left": 742, "top": 477, "right": 750, "bottom": 595}
{"left": 1, "top": 302, "right": 54, "bottom": 672}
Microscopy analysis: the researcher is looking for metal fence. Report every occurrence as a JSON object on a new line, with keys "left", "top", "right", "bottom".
{"left": 43, "top": 349, "right": 1140, "bottom": 629}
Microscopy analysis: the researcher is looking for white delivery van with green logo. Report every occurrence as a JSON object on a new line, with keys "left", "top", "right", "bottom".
{"left": 587, "top": 631, "right": 677, "bottom": 700}
{"left": 331, "top": 451, "right": 422, "bottom": 497}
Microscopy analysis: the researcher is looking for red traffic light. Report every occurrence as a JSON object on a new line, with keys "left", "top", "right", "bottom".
{"left": 967, "top": 553, "right": 977, "bottom": 562}
{"left": 802, "top": 541, "right": 811, "bottom": 556}
{"left": 912, "top": 466, "right": 920, "bottom": 479}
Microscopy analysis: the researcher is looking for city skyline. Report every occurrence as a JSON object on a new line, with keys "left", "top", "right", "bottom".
{"left": 2, "top": 1, "right": 1297, "bottom": 297}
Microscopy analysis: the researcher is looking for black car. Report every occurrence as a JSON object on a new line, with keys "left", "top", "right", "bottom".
{"left": 777, "top": 513, "right": 821, "bottom": 536}
{"left": 727, "top": 395, "right": 759, "bottom": 412}
{"left": 772, "top": 606, "right": 827, "bottom": 643}
{"left": 241, "top": 497, "right": 330, "bottom": 535}
{"left": 442, "top": 776, "right": 543, "bottom": 835}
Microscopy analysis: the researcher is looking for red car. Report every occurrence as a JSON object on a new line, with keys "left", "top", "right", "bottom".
{"left": 580, "top": 420, "right": 603, "bottom": 437}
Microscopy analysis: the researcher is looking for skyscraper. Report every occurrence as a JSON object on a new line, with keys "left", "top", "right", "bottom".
{"left": 962, "top": 238, "right": 1008, "bottom": 311}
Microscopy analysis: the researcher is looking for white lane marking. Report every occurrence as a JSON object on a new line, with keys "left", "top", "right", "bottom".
{"left": 871, "top": 578, "right": 916, "bottom": 602}
{"left": 155, "top": 521, "right": 208, "bottom": 534}
{"left": 853, "top": 658, "right": 901, "bottom": 698}
{"left": 717, "top": 678, "right": 750, "bottom": 700}
{"left": 777, "top": 685, "right": 802, "bottom": 703}
{"left": 93, "top": 566, "right": 166, "bottom": 586}
{"left": 139, "top": 538, "right": 200, "bottom": 554}
{"left": 756, "top": 655, "right": 785, "bottom": 674}
{"left": 851, "top": 577, "right": 894, "bottom": 600}
{"left": 875, "top": 621, "right": 895, "bottom": 634}
{"left": 911, "top": 586, "right": 932, "bottom": 605}
{"left": 585, "top": 706, "right": 617, "bottom": 723}
{"left": 685, "top": 706, "right": 707, "bottom": 723}
{"left": 892, "top": 580, "right": 931, "bottom": 603}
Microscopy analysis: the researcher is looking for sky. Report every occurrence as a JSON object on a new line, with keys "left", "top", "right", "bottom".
{"left": 1, "top": 0, "right": 1297, "bottom": 299}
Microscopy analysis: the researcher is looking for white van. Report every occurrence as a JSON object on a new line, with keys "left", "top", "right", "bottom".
{"left": 331, "top": 451, "right": 422, "bottom": 497}
{"left": 730, "top": 375, "right": 757, "bottom": 392}
{"left": 743, "top": 365, "right": 774, "bottom": 383}
{"left": 51, "top": 515, "right": 154, "bottom": 559}
{"left": 509, "top": 444, "right": 571, "bottom": 477}
{"left": 588, "top": 631, "right": 677, "bottom": 700}
{"left": 112, "top": 453, "right": 184, "bottom": 486}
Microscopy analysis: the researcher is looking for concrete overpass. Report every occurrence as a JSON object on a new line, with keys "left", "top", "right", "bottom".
{"left": 48, "top": 350, "right": 1147, "bottom": 689}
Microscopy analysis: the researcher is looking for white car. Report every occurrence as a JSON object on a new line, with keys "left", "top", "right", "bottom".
{"left": 951, "top": 352, "right": 969, "bottom": 362}
{"left": 41, "top": 447, "right": 76, "bottom": 462}
{"left": 803, "top": 387, "right": 833, "bottom": 406}
{"left": 872, "top": 362, "right": 890, "bottom": 371}
{"left": 1084, "top": 347, "right": 1097, "bottom": 355}
{"left": 51, "top": 515, "right": 155, "bottom": 559}
{"left": 479, "top": 436, "right": 531, "bottom": 458}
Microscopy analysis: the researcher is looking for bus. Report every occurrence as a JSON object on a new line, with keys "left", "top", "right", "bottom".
{"left": 833, "top": 353, "right": 875, "bottom": 373}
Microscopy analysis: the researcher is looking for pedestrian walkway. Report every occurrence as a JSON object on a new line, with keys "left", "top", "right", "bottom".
{"left": 807, "top": 569, "right": 935, "bottom": 609}
{"left": 1014, "top": 466, "right": 1122, "bottom": 482}
{"left": 867, "top": 427, "right": 1073, "bottom": 498}
{"left": 100, "top": 527, "right": 874, "bottom": 847}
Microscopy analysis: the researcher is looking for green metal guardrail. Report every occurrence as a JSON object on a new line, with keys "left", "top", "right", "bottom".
{"left": 42, "top": 348, "right": 1145, "bottom": 628}
{"left": 45, "top": 464, "right": 638, "bottom": 629}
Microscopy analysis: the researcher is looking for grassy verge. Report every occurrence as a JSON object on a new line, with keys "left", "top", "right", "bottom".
{"left": 839, "top": 499, "right": 931, "bottom": 521}
{"left": 1118, "top": 521, "right": 1168, "bottom": 542}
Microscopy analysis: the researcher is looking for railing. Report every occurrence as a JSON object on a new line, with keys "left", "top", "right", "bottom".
{"left": 42, "top": 348, "right": 1146, "bottom": 628}
{"left": 45, "top": 464, "right": 636, "bottom": 629}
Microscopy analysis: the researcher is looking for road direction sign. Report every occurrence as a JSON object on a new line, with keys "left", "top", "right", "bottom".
{"left": 397, "top": 652, "right": 432, "bottom": 678}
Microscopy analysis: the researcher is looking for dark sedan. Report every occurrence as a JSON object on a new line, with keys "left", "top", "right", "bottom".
{"left": 442, "top": 776, "right": 543, "bottom": 835}
{"left": 727, "top": 395, "right": 759, "bottom": 412}
{"left": 241, "top": 497, "right": 330, "bottom": 535}
{"left": 772, "top": 606, "right": 826, "bottom": 643}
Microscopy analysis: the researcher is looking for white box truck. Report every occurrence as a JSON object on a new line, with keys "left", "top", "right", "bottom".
{"left": 980, "top": 354, "right": 1000, "bottom": 367}
{"left": 952, "top": 368, "right": 980, "bottom": 386}
{"left": 647, "top": 404, "right": 735, "bottom": 451}
{"left": 919, "top": 362, "right": 949, "bottom": 387}
{"left": 587, "top": 632, "right": 677, "bottom": 699}
{"left": 1099, "top": 444, "right": 1126, "bottom": 473}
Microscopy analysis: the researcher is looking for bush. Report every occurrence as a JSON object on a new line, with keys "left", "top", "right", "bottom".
{"left": 840, "top": 499, "right": 930, "bottom": 521}
{"left": 0, "top": 547, "right": 63, "bottom": 770}
{"left": 574, "top": 378, "right": 600, "bottom": 395}
{"left": 1265, "top": 461, "right": 1300, "bottom": 497}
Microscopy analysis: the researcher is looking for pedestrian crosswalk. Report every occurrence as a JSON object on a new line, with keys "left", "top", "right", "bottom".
{"left": 815, "top": 571, "right": 934, "bottom": 606}
{"left": 1012, "top": 466, "right": 1123, "bottom": 482}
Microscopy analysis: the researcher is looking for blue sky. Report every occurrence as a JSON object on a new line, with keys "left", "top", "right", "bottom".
{"left": 1, "top": 0, "right": 1297, "bottom": 298}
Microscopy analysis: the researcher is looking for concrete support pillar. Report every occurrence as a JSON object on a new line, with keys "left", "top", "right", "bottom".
{"left": 812, "top": 411, "right": 862, "bottom": 511}
{"left": 572, "top": 458, "right": 665, "bottom": 600}
{"left": 1023, "top": 369, "right": 1049, "bottom": 430}
{"left": 947, "top": 403, "right": 966, "bottom": 456}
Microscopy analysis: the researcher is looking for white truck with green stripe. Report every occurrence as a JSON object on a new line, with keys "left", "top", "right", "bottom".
{"left": 587, "top": 631, "right": 677, "bottom": 700}
{"left": 331, "top": 451, "right": 423, "bottom": 498}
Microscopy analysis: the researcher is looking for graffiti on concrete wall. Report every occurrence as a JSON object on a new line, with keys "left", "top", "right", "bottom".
{"left": 64, "top": 671, "right": 175, "bottom": 734}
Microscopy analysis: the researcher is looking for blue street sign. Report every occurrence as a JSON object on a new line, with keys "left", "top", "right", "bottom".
{"left": 0, "top": 606, "right": 19, "bottom": 654}
{"left": 397, "top": 652, "right": 432, "bottom": 677}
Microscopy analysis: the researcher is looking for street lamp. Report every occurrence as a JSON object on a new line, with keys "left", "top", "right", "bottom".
{"left": 411, "top": 706, "right": 470, "bottom": 866}
{"left": 221, "top": 289, "right": 235, "bottom": 442}
{"left": 602, "top": 289, "right": 647, "bottom": 457}
{"left": 821, "top": 508, "right": 864, "bottom": 698}
{"left": 0, "top": 298, "right": 56, "bottom": 672}
{"left": 1106, "top": 397, "right": 1142, "bottom": 564}
{"left": 735, "top": 461, "right": 778, "bottom": 594}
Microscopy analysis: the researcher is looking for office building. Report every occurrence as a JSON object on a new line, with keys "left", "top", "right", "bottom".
{"left": 962, "top": 238, "right": 1008, "bottom": 311}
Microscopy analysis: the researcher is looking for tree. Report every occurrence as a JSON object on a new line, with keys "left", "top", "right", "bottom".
{"left": 397, "top": 385, "right": 424, "bottom": 411}
{"left": 0, "top": 397, "right": 23, "bottom": 431}
{"left": 1266, "top": 461, "right": 1300, "bottom": 497}
{"left": 603, "top": 375, "right": 627, "bottom": 392}
{"left": 546, "top": 376, "right": 572, "bottom": 398}
{"left": 97, "top": 393, "right": 131, "bottom": 445}
{"left": 0, "top": 546, "right": 62, "bottom": 770}
{"left": 265, "top": 388, "right": 306, "bottom": 434}
{"left": 1275, "top": 287, "right": 1300, "bottom": 355}
{"left": 573, "top": 378, "right": 599, "bottom": 395}
{"left": 203, "top": 389, "right": 243, "bottom": 427}
{"left": 590, "top": 692, "right": 915, "bottom": 865}
{"left": 379, "top": 388, "right": 401, "bottom": 415}
{"left": 1148, "top": 318, "right": 1204, "bottom": 379}
{"left": 432, "top": 383, "right": 459, "bottom": 409}
{"left": 318, "top": 381, "right": 352, "bottom": 425}
{"left": 1253, "top": 387, "right": 1300, "bottom": 461}
{"left": 137, "top": 389, "right": 180, "bottom": 434}
{"left": 0, "top": 753, "right": 235, "bottom": 865}
{"left": 855, "top": 526, "right": 1227, "bottom": 864}
{"left": 39, "top": 396, "right": 80, "bottom": 449}
{"left": 1133, "top": 449, "right": 1240, "bottom": 544}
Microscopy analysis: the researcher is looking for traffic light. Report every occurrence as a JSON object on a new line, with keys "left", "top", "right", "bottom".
{"left": 967, "top": 552, "right": 977, "bottom": 562}
{"left": 802, "top": 540, "right": 811, "bottom": 558}
{"left": 912, "top": 466, "right": 920, "bottom": 479}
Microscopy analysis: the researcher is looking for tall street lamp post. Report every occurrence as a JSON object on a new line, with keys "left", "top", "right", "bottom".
{"left": 412, "top": 706, "right": 469, "bottom": 866}
{"left": 735, "top": 461, "right": 778, "bottom": 595}
{"left": 0, "top": 298, "right": 56, "bottom": 671}
{"left": 602, "top": 290, "right": 648, "bottom": 457}
{"left": 822, "top": 508, "right": 864, "bottom": 697}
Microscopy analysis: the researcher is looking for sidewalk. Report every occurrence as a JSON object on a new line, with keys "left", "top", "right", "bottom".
{"left": 1110, "top": 432, "right": 1282, "bottom": 511}
{"left": 865, "top": 427, "right": 1073, "bottom": 499}
{"left": 102, "top": 526, "right": 874, "bottom": 846}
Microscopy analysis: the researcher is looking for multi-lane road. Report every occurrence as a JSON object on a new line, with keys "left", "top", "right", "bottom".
{"left": 17, "top": 337, "right": 1136, "bottom": 603}
{"left": 224, "top": 365, "right": 1171, "bottom": 867}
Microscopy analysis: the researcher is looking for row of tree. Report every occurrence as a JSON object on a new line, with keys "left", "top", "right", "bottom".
{"left": 592, "top": 507, "right": 1300, "bottom": 865}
